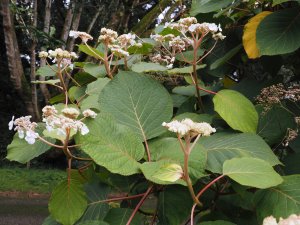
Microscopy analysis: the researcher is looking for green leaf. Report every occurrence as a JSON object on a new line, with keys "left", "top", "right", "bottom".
{"left": 42, "top": 216, "right": 61, "bottom": 225}
{"left": 68, "top": 86, "right": 86, "bottom": 102}
{"left": 198, "top": 221, "right": 236, "bottom": 225}
{"left": 257, "top": 105, "right": 297, "bottom": 145}
{"left": 158, "top": 186, "right": 193, "bottom": 225}
{"left": 254, "top": 175, "right": 300, "bottom": 222}
{"left": 77, "top": 182, "right": 110, "bottom": 222}
{"left": 77, "top": 113, "right": 144, "bottom": 175}
{"left": 152, "top": 163, "right": 183, "bottom": 182}
{"left": 131, "top": 62, "right": 167, "bottom": 73}
{"left": 78, "top": 44, "right": 104, "bottom": 59}
{"left": 49, "top": 180, "right": 87, "bottom": 225}
{"left": 200, "top": 132, "right": 281, "bottom": 173}
{"left": 149, "top": 137, "right": 207, "bottom": 181}
{"left": 104, "top": 208, "right": 143, "bottom": 225}
{"left": 77, "top": 221, "right": 109, "bottom": 225}
{"left": 80, "top": 95, "right": 100, "bottom": 111}
{"left": 36, "top": 65, "right": 57, "bottom": 77}
{"left": 213, "top": 90, "right": 258, "bottom": 133}
{"left": 7, "top": 126, "right": 55, "bottom": 164}
{"left": 167, "top": 65, "right": 206, "bottom": 74}
{"left": 172, "top": 84, "right": 213, "bottom": 97}
{"left": 140, "top": 161, "right": 186, "bottom": 185}
{"left": 85, "top": 78, "right": 110, "bottom": 95}
{"left": 190, "top": 0, "right": 232, "bottom": 15}
{"left": 210, "top": 45, "right": 242, "bottom": 70}
{"left": 173, "top": 112, "right": 213, "bottom": 123}
{"left": 272, "top": 0, "right": 300, "bottom": 7}
{"left": 223, "top": 157, "right": 283, "bottom": 189}
{"left": 176, "top": 49, "right": 205, "bottom": 62}
{"left": 79, "top": 78, "right": 110, "bottom": 111}
{"left": 99, "top": 71, "right": 173, "bottom": 141}
{"left": 83, "top": 63, "right": 107, "bottom": 78}
{"left": 127, "top": 42, "right": 153, "bottom": 54}
{"left": 256, "top": 7, "right": 300, "bottom": 55}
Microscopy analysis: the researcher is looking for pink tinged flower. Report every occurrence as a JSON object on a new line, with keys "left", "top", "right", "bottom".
{"left": 8, "top": 116, "right": 15, "bottom": 130}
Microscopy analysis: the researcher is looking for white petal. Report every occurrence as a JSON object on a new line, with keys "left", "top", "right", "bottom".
{"left": 81, "top": 124, "right": 89, "bottom": 135}
{"left": 25, "top": 136, "right": 36, "bottom": 144}
{"left": 8, "top": 116, "right": 15, "bottom": 130}
{"left": 18, "top": 130, "right": 25, "bottom": 139}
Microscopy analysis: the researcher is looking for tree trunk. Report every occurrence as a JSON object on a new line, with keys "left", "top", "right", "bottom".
{"left": 39, "top": 0, "right": 52, "bottom": 103}
{"left": 132, "top": 0, "right": 172, "bottom": 36}
{"left": 60, "top": 0, "right": 74, "bottom": 47}
{"left": 30, "top": 0, "right": 40, "bottom": 120}
{"left": 86, "top": 5, "right": 103, "bottom": 34}
{"left": 1, "top": 0, "right": 34, "bottom": 116}
{"left": 67, "top": 2, "right": 83, "bottom": 52}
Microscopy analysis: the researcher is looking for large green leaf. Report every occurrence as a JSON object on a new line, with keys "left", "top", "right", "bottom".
{"left": 272, "top": 0, "right": 300, "bottom": 6}
{"left": 213, "top": 90, "right": 258, "bottom": 133}
{"left": 49, "top": 180, "right": 87, "bottom": 225}
{"left": 210, "top": 45, "right": 242, "bottom": 70}
{"left": 36, "top": 65, "right": 57, "bottom": 77}
{"left": 85, "top": 78, "right": 110, "bottom": 96}
{"left": 158, "top": 186, "right": 193, "bottom": 225}
{"left": 77, "top": 114, "right": 144, "bottom": 175}
{"left": 77, "top": 182, "right": 110, "bottom": 223}
{"left": 42, "top": 216, "right": 61, "bottom": 225}
{"left": 78, "top": 44, "right": 104, "bottom": 59}
{"left": 173, "top": 112, "right": 213, "bottom": 123}
{"left": 148, "top": 137, "right": 207, "bottom": 181}
{"left": 190, "top": 0, "right": 232, "bottom": 15}
{"left": 131, "top": 62, "right": 167, "bottom": 73}
{"left": 254, "top": 175, "right": 300, "bottom": 222}
{"left": 83, "top": 63, "right": 107, "bottom": 78}
{"left": 77, "top": 221, "right": 109, "bottom": 225}
{"left": 99, "top": 71, "right": 173, "bottom": 141}
{"left": 167, "top": 65, "right": 206, "bottom": 74}
{"left": 200, "top": 132, "right": 281, "bottom": 173}
{"left": 140, "top": 160, "right": 186, "bottom": 185}
{"left": 257, "top": 105, "right": 297, "bottom": 145}
{"left": 104, "top": 208, "right": 143, "bottom": 225}
{"left": 256, "top": 7, "right": 300, "bottom": 55}
{"left": 7, "top": 127, "right": 55, "bottom": 163}
{"left": 223, "top": 157, "right": 283, "bottom": 189}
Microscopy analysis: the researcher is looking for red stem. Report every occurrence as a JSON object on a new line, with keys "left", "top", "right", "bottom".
{"left": 126, "top": 185, "right": 153, "bottom": 225}
{"left": 88, "top": 192, "right": 148, "bottom": 205}
{"left": 190, "top": 175, "right": 225, "bottom": 225}
{"left": 196, "top": 86, "right": 217, "bottom": 95}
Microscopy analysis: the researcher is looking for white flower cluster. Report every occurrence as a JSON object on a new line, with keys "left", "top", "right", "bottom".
{"left": 151, "top": 54, "right": 175, "bottom": 69}
{"left": 98, "top": 28, "right": 118, "bottom": 44}
{"left": 162, "top": 118, "right": 216, "bottom": 136}
{"left": 117, "top": 33, "right": 136, "bottom": 48}
{"left": 108, "top": 45, "right": 130, "bottom": 57}
{"left": 69, "top": 30, "right": 93, "bottom": 43}
{"left": 8, "top": 116, "right": 39, "bottom": 144}
{"left": 167, "top": 17, "right": 225, "bottom": 40}
{"left": 42, "top": 105, "right": 97, "bottom": 137}
{"left": 39, "top": 48, "right": 78, "bottom": 61}
{"left": 263, "top": 215, "right": 300, "bottom": 225}
{"left": 98, "top": 28, "right": 142, "bottom": 57}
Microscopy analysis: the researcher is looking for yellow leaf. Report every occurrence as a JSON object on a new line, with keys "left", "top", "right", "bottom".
{"left": 243, "top": 11, "right": 272, "bottom": 59}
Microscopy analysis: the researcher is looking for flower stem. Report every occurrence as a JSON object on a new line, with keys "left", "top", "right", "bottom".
{"left": 126, "top": 185, "right": 153, "bottom": 225}
{"left": 190, "top": 174, "right": 225, "bottom": 225}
